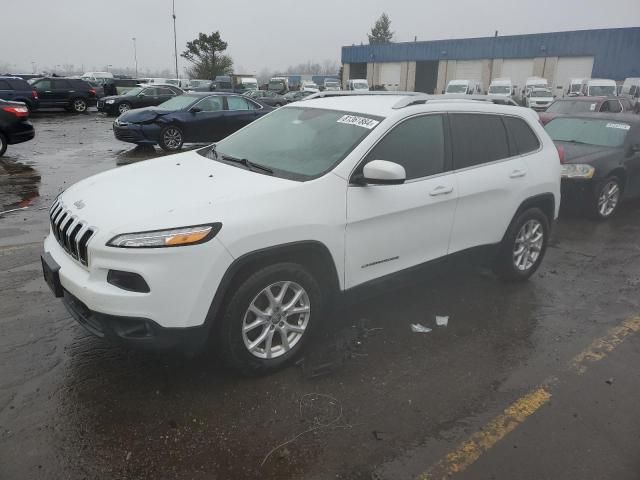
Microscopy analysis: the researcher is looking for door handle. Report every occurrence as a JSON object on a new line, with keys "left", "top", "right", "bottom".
{"left": 45, "top": 91, "right": 52, "bottom": 93}
{"left": 510, "top": 170, "right": 527, "bottom": 178}
{"left": 429, "top": 185, "right": 454, "bottom": 196}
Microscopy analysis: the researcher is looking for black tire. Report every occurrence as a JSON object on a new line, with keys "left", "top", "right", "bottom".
{"left": 70, "top": 97, "right": 88, "bottom": 113}
{"left": 494, "top": 207, "right": 550, "bottom": 282}
{"left": 0, "top": 132, "right": 7, "bottom": 157}
{"left": 159, "top": 125, "right": 184, "bottom": 152}
{"left": 591, "top": 176, "right": 622, "bottom": 220}
{"left": 117, "top": 102, "right": 132, "bottom": 115}
{"left": 216, "top": 262, "right": 323, "bottom": 375}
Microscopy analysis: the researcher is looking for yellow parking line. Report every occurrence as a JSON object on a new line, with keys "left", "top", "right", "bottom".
{"left": 417, "top": 315, "right": 640, "bottom": 480}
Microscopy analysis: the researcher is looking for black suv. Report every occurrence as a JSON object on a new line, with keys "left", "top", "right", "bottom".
{"left": 0, "top": 99, "right": 35, "bottom": 156}
{"left": 29, "top": 77, "right": 97, "bottom": 113}
{"left": 0, "top": 77, "right": 39, "bottom": 110}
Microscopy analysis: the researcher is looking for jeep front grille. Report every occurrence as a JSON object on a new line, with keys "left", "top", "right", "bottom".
{"left": 49, "top": 200, "right": 95, "bottom": 266}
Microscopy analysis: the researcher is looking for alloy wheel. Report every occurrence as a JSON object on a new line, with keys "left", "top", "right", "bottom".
{"left": 118, "top": 103, "right": 130, "bottom": 114}
{"left": 513, "top": 219, "right": 544, "bottom": 271}
{"left": 597, "top": 180, "right": 620, "bottom": 218}
{"left": 73, "top": 99, "right": 87, "bottom": 112}
{"left": 162, "top": 128, "right": 182, "bottom": 150}
{"left": 242, "top": 281, "right": 311, "bottom": 359}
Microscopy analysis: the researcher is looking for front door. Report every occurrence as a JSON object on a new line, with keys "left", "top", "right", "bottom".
{"left": 345, "top": 114, "right": 457, "bottom": 288}
{"left": 223, "top": 96, "right": 262, "bottom": 138}
{"left": 188, "top": 95, "right": 225, "bottom": 142}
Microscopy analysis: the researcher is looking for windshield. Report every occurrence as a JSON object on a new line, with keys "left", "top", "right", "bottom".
{"left": 530, "top": 90, "right": 552, "bottom": 97}
{"left": 202, "top": 107, "right": 382, "bottom": 180}
{"left": 352, "top": 82, "right": 368, "bottom": 90}
{"left": 269, "top": 81, "right": 285, "bottom": 90}
{"left": 446, "top": 84, "right": 468, "bottom": 93}
{"left": 325, "top": 82, "right": 339, "bottom": 88}
{"left": 545, "top": 118, "right": 630, "bottom": 148}
{"left": 124, "top": 87, "right": 144, "bottom": 96}
{"left": 569, "top": 83, "right": 583, "bottom": 93}
{"left": 546, "top": 100, "right": 598, "bottom": 114}
{"left": 157, "top": 95, "right": 197, "bottom": 110}
{"left": 588, "top": 85, "right": 616, "bottom": 96}
{"left": 489, "top": 85, "right": 510, "bottom": 94}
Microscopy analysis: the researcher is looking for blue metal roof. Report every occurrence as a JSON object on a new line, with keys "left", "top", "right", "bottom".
{"left": 342, "top": 27, "right": 640, "bottom": 80}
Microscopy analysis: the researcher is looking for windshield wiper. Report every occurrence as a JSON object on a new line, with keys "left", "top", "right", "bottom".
{"left": 221, "top": 154, "right": 273, "bottom": 175}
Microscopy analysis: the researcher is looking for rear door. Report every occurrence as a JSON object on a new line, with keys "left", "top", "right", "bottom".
{"left": 32, "top": 79, "right": 55, "bottom": 105}
{"left": 139, "top": 87, "right": 159, "bottom": 107}
{"left": 223, "top": 96, "right": 262, "bottom": 137}
{"left": 51, "top": 79, "right": 72, "bottom": 104}
{"left": 345, "top": 114, "right": 458, "bottom": 288}
{"left": 448, "top": 113, "right": 532, "bottom": 253}
{"left": 188, "top": 95, "right": 225, "bottom": 142}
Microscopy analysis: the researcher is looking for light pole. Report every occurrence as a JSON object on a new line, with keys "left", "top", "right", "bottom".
{"left": 107, "top": 64, "right": 112, "bottom": 72}
{"left": 132, "top": 37, "right": 138, "bottom": 78}
{"left": 172, "top": 0, "right": 179, "bottom": 80}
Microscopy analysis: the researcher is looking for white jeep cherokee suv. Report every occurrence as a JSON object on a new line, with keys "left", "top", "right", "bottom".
{"left": 42, "top": 92, "right": 560, "bottom": 373}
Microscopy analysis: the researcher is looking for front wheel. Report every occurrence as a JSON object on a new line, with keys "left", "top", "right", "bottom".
{"left": 592, "top": 176, "right": 622, "bottom": 220}
{"left": 117, "top": 102, "right": 132, "bottom": 115}
{"left": 217, "top": 262, "right": 323, "bottom": 375}
{"left": 494, "top": 208, "right": 549, "bottom": 282}
{"left": 159, "top": 126, "right": 184, "bottom": 151}
{"left": 71, "top": 98, "right": 88, "bottom": 113}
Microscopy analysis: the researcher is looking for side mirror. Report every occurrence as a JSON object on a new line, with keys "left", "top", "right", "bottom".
{"left": 189, "top": 106, "right": 202, "bottom": 114}
{"left": 138, "top": 93, "right": 145, "bottom": 97}
{"left": 353, "top": 160, "right": 406, "bottom": 185}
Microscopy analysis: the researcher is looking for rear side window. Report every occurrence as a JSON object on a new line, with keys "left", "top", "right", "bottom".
{"left": 364, "top": 114, "right": 445, "bottom": 180}
{"left": 52, "top": 79, "right": 71, "bottom": 89}
{"left": 7, "top": 79, "right": 30, "bottom": 90}
{"left": 450, "top": 114, "right": 510, "bottom": 169}
{"left": 503, "top": 116, "right": 540, "bottom": 155}
{"left": 156, "top": 87, "right": 175, "bottom": 96}
{"left": 0, "top": 80, "right": 11, "bottom": 90}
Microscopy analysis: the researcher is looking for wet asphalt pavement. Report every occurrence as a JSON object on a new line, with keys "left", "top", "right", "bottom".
{"left": 1, "top": 111, "right": 639, "bottom": 479}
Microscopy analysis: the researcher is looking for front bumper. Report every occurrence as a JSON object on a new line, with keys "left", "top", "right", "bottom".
{"left": 44, "top": 228, "right": 234, "bottom": 350}
{"left": 113, "top": 123, "right": 159, "bottom": 144}
{"left": 98, "top": 101, "right": 118, "bottom": 114}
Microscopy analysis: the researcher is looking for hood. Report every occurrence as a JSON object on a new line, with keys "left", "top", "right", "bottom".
{"left": 118, "top": 107, "right": 171, "bottom": 124}
{"left": 58, "top": 150, "right": 296, "bottom": 237}
{"left": 554, "top": 141, "right": 619, "bottom": 164}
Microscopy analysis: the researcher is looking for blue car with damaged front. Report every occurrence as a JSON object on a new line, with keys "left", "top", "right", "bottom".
{"left": 112, "top": 92, "right": 272, "bottom": 152}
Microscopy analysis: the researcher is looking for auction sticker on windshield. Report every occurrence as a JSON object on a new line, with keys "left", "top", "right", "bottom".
{"left": 606, "top": 123, "right": 630, "bottom": 130}
{"left": 337, "top": 115, "right": 380, "bottom": 129}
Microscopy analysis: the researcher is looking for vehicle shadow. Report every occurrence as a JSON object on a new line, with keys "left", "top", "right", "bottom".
{"left": 0, "top": 158, "right": 41, "bottom": 211}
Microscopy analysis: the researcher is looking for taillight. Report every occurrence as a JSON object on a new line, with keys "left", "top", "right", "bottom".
{"left": 31, "top": 90, "right": 38, "bottom": 99}
{"left": 2, "top": 106, "right": 29, "bottom": 118}
{"left": 88, "top": 88, "right": 96, "bottom": 96}
{"left": 556, "top": 145, "right": 565, "bottom": 163}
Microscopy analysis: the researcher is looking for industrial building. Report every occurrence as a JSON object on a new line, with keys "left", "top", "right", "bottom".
{"left": 341, "top": 27, "right": 640, "bottom": 95}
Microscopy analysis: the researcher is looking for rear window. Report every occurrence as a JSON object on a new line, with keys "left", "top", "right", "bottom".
{"left": 7, "top": 79, "right": 31, "bottom": 90}
{"left": 450, "top": 114, "right": 510, "bottom": 169}
{"left": 545, "top": 118, "right": 630, "bottom": 148}
{"left": 503, "top": 116, "right": 540, "bottom": 155}
{"left": 0, "top": 79, "right": 11, "bottom": 90}
{"left": 69, "top": 79, "right": 91, "bottom": 89}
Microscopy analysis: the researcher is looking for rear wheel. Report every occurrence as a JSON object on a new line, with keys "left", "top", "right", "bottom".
{"left": 217, "top": 262, "right": 323, "bottom": 375}
{"left": 71, "top": 98, "right": 87, "bottom": 113}
{"left": 592, "top": 176, "right": 622, "bottom": 220}
{"left": 0, "top": 132, "right": 7, "bottom": 156}
{"left": 159, "top": 126, "right": 183, "bottom": 152}
{"left": 494, "top": 207, "right": 549, "bottom": 282}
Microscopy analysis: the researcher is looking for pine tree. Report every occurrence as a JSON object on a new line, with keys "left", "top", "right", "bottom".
{"left": 368, "top": 13, "right": 394, "bottom": 44}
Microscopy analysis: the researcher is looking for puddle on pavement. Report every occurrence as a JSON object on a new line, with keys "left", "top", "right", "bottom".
{"left": 0, "top": 158, "right": 41, "bottom": 211}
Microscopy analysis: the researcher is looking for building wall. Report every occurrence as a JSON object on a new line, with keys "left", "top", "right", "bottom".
{"left": 342, "top": 27, "right": 640, "bottom": 81}
{"left": 342, "top": 63, "right": 350, "bottom": 88}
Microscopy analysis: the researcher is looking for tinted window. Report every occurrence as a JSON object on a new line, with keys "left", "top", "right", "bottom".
{"left": 450, "top": 114, "right": 510, "bottom": 169}
{"left": 69, "top": 79, "right": 90, "bottom": 89}
{"left": 545, "top": 118, "right": 629, "bottom": 148}
{"left": 364, "top": 115, "right": 445, "bottom": 180}
{"left": 0, "top": 80, "right": 11, "bottom": 90}
{"left": 503, "top": 116, "right": 540, "bottom": 155}
{"left": 606, "top": 100, "right": 622, "bottom": 113}
{"left": 7, "top": 79, "right": 30, "bottom": 90}
{"left": 226, "top": 96, "right": 253, "bottom": 111}
{"left": 156, "top": 87, "right": 175, "bottom": 96}
{"left": 546, "top": 100, "right": 597, "bottom": 114}
{"left": 34, "top": 79, "right": 52, "bottom": 90}
{"left": 620, "top": 98, "right": 633, "bottom": 111}
{"left": 142, "top": 87, "right": 158, "bottom": 96}
{"left": 52, "top": 79, "right": 71, "bottom": 89}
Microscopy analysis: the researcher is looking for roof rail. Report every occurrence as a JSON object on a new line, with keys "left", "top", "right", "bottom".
{"left": 304, "top": 90, "right": 424, "bottom": 100}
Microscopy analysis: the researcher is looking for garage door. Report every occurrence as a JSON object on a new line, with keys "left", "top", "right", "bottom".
{"left": 455, "top": 60, "right": 483, "bottom": 81}
{"left": 500, "top": 59, "right": 534, "bottom": 91}
{"left": 378, "top": 62, "right": 401, "bottom": 91}
{"left": 553, "top": 56, "right": 594, "bottom": 95}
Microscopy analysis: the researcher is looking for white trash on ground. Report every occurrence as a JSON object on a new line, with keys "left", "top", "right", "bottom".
{"left": 410, "top": 323, "right": 432, "bottom": 333}
{"left": 436, "top": 315, "right": 449, "bottom": 327}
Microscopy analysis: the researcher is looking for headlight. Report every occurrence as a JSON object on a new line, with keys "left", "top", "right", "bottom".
{"left": 561, "top": 164, "right": 595, "bottom": 179}
{"left": 105, "top": 99, "right": 115, "bottom": 104}
{"left": 107, "top": 223, "right": 221, "bottom": 248}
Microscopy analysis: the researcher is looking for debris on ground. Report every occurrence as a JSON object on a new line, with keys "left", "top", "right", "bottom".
{"left": 410, "top": 323, "right": 432, "bottom": 333}
{"left": 0, "top": 206, "right": 29, "bottom": 217}
{"left": 372, "top": 430, "right": 386, "bottom": 441}
{"left": 605, "top": 377, "right": 615, "bottom": 385}
{"left": 436, "top": 315, "right": 449, "bottom": 327}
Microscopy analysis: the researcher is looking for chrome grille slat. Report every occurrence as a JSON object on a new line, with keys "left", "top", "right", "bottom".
{"left": 48, "top": 202, "right": 95, "bottom": 266}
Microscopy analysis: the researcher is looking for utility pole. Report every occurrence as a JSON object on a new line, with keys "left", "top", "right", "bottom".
{"left": 172, "top": 0, "right": 179, "bottom": 80}
{"left": 132, "top": 37, "right": 138, "bottom": 78}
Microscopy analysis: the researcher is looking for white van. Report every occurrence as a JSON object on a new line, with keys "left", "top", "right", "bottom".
{"left": 81, "top": 71, "right": 114, "bottom": 83}
{"left": 567, "top": 78, "right": 587, "bottom": 96}
{"left": 620, "top": 78, "right": 640, "bottom": 105}
{"left": 524, "top": 77, "right": 548, "bottom": 93}
{"left": 347, "top": 79, "right": 369, "bottom": 91}
{"left": 445, "top": 79, "right": 482, "bottom": 95}
{"left": 582, "top": 79, "right": 617, "bottom": 97}
{"left": 488, "top": 78, "right": 514, "bottom": 97}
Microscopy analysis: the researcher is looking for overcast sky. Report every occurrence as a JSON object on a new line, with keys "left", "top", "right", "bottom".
{"left": 2, "top": 0, "right": 638, "bottom": 75}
